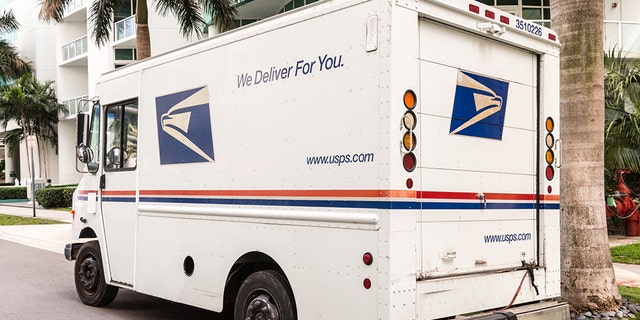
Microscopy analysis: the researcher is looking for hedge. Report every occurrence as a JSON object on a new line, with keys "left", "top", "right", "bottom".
{"left": 35, "top": 186, "right": 76, "bottom": 208}
{"left": 0, "top": 186, "right": 27, "bottom": 200}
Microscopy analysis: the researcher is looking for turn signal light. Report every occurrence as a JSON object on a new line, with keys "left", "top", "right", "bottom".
{"left": 545, "top": 117, "right": 554, "bottom": 132}
{"left": 545, "top": 150, "right": 554, "bottom": 164}
{"left": 403, "top": 132, "right": 417, "bottom": 151}
{"left": 403, "top": 90, "right": 416, "bottom": 110}
{"left": 401, "top": 90, "right": 418, "bottom": 174}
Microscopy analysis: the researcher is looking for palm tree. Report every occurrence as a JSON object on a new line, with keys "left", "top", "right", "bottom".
{"left": 551, "top": 0, "right": 620, "bottom": 314}
{"left": 0, "top": 10, "right": 33, "bottom": 81}
{"left": 604, "top": 50, "right": 640, "bottom": 172}
{"left": 0, "top": 74, "right": 67, "bottom": 180}
{"left": 39, "top": 0, "right": 237, "bottom": 60}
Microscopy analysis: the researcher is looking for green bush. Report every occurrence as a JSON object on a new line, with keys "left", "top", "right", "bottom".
{"left": 0, "top": 186, "right": 27, "bottom": 200}
{"left": 35, "top": 186, "right": 76, "bottom": 208}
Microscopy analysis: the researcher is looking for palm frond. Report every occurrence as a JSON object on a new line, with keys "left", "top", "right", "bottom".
{"left": 0, "top": 10, "right": 19, "bottom": 34}
{"left": 155, "top": 0, "right": 205, "bottom": 39}
{"left": 38, "top": 0, "right": 74, "bottom": 22}
{"left": 202, "top": 0, "right": 236, "bottom": 32}
{"left": 90, "top": 0, "right": 122, "bottom": 47}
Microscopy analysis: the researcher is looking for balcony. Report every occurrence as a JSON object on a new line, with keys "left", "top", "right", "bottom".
{"left": 60, "top": 95, "right": 89, "bottom": 119}
{"left": 63, "top": 0, "right": 87, "bottom": 22}
{"left": 113, "top": 15, "right": 136, "bottom": 48}
{"left": 60, "top": 36, "right": 88, "bottom": 66}
{"left": 604, "top": 20, "right": 640, "bottom": 58}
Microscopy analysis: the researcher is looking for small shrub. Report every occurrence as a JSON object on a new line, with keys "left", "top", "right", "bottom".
{"left": 0, "top": 186, "right": 27, "bottom": 200}
{"left": 35, "top": 185, "right": 76, "bottom": 208}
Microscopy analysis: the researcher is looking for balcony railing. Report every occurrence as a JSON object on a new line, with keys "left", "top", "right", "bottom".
{"left": 604, "top": 20, "right": 640, "bottom": 56}
{"left": 61, "top": 95, "right": 89, "bottom": 118}
{"left": 62, "top": 36, "right": 88, "bottom": 61}
{"left": 115, "top": 15, "right": 136, "bottom": 42}
{"left": 64, "top": 0, "right": 87, "bottom": 15}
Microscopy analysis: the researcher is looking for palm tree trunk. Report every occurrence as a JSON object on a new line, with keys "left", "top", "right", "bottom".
{"left": 136, "top": 0, "right": 151, "bottom": 60}
{"left": 551, "top": 0, "right": 620, "bottom": 313}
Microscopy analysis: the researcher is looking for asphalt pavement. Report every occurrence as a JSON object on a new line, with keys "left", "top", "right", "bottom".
{"left": 0, "top": 202, "right": 639, "bottom": 288}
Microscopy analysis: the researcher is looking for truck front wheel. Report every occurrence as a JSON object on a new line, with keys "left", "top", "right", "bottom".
{"left": 74, "top": 241, "right": 119, "bottom": 307}
{"left": 234, "top": 270, "right": 296, "bottom": 320}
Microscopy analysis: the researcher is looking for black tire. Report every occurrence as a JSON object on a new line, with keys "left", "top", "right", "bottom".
{"left": 74, "top": 241, "right": 119, "bottom": 307}
{"left": 234, "top": 270, "right": 296, "bottom": 320}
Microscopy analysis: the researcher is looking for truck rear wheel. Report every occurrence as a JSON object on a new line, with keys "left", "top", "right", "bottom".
{"left": 234, "top": 270, "right": 296, "bottom": 320}
{"left": 74, "top": 241, "right": 119, "bottom": 307}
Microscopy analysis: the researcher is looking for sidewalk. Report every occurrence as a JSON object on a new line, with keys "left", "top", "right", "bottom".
{"left": 0, "top": 202, "right": 73, "bottom": 254}
{"left": 0, "top": 202, "right": 639, "bottom": 288}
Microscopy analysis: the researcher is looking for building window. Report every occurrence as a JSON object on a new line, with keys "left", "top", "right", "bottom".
{"left": 476, "top": 0, "right": 550, "bottom": 28}
{"left": 279, "top": 0, "right": 320, "bottom": 13}
{"left": 115, "top": 48, "right": 137, "bottom": 68}
{"left": 233, "top": 19, "right": 258, "bottom": 28}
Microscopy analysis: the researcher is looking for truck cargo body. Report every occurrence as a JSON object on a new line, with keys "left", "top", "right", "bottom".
{"left": 68, "top": 0, "right": 566, "bottom": 318}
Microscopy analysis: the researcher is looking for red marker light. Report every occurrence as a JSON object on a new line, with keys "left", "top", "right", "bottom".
{"left": 363, "top": 252, "right": 373, "bottom": 265}
{"left": 406, "top": 178, "right": 414, "bottom": 189}
{"left": 363, "top": 278, "right": 372, "bottom": 289}
{"left": 500, "top": 16, "right": 509, "bottom": 24}
{"left": 469, "top": 4, "right": 480, "bottom": 14}
{"left": 403, "top": 153, "right": 416, "bottom": 172}
{"left": 548, "top": 34, "right": 557, "bottom": 41}
{"left": 485, "top": 10, "right": 495, "bottom": 19}
{"left": 545, "top": 165, "right": 554, "bottom": 180}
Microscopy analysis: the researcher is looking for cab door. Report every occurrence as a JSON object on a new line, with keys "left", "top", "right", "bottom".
{"left": 99, "top": 100, "right": 138, "bottom": 286}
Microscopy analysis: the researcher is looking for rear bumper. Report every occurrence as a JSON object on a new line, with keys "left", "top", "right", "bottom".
{"left": 457, "top": 301, "right": 569, "bottom": 320}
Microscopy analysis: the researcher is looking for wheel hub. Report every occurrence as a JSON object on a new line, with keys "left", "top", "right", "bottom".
{"left": 78, "top": 257, "right": 99, "bottom": 291}
{"left": 245, "top": 293, "right": 279, "bottom": 320}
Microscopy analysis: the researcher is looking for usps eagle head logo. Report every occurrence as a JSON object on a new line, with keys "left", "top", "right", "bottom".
{"left": 155, "top": 86, "right": 215, "bottom": 165}
{"left": 449, "top": 71, "right": 510, "bottom": 140}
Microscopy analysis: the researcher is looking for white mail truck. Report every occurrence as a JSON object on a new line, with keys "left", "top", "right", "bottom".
{"left": 67, "top": 0, "right": 567, "bottom": 319}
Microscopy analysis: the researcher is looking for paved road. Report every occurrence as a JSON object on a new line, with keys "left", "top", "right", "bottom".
{"left": 0, "top": 239, "right": 223, "bottom": 320}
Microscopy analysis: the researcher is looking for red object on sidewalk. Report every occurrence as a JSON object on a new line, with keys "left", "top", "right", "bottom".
{"left": 626, "top": 211, "right": 640, "bottom": 237}
{"left": 606, "top": 169, "right": 640, "bottom": 236}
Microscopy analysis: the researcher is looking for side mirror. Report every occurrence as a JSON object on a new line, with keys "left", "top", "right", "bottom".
{"left": 76, "top": 144, "right": 93, "bottom": 163}
{"left": 106, "top": 147, "right": 128, "bottom": 168}
{"left": 76, "top": 112, "right": 90, "bottom": 147}
{"left": 76, "top": 113, "right": 91, "bottom": 164}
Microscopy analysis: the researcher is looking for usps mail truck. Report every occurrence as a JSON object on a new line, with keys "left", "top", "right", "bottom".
{"left": 67, "top": 0, "right": 566, "bottom": 318}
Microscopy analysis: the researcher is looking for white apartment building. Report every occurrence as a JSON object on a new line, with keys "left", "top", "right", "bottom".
{"left": 0, "top": 0, "right": 639, "bottom": 185}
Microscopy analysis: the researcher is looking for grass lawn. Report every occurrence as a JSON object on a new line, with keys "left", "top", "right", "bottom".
{"left": 619, "top": 286, "right": 640, "bottom": 304}
{"left": 611, "top": 243, "right": 640, "bottom": 265}
{"left": 611, "top": 242, "right": 640, "bottom": 303}
{"left": 0, "top": 213, "right": 66, "bottom": 225}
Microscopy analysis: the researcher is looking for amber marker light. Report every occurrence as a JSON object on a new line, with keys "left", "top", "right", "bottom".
{"left": 545, "top": 150, "right": 554, "bottom": 164}
{"left": 545, "top": 117, "right": 554, "bottom": 132}
{"left": 403, "top": 90, "right": 416, "bottom": 110}
{"left": 403, "top": 132, "right": 417, "bottom": 151}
